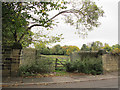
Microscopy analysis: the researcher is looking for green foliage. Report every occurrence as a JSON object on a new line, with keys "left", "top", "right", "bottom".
{"left": 57, "top": 49, "right": 64, "bottom": 55}
{"left": 102, "top": 43, "right": 112, "bottom": 52}
{"left": 2, "top": 2, "right": 33, "bottom": 47}
{"left": 112, "top": 44, "right": 120, "bottom": 49}
{"left": 91, "top": 41, "right": 103, "bottom": 51}
{"left": 66, "top": 46, "right": 80, "bottom": 55}
{"left": 55, "top": 70, "right": 68, "bottom": 76}
{"left": 43, "top": 45, "right": 80, "bottom": 55}
{"left": 35, "top": 44, "right": 80, "bottom": 55}
{"left": 55, "top": 66, "right": 66, "bottom": 71}
{"left": 35, "top": 42, "right": 50, "bottom": 55}
{"left": 64, "top": 56, "right": 103, "bottom": 75}
{"left": 35, "top": 42, "right": 46, "bottom": 50}
{"left": 65, "top": 61, "right": 77, "bottom": 72}
{"left": 42, "top": 48, "right": 51, "bottom": 55}
{"left": 81, "top": 42, "right": 120, "bottom": 55}
{"left": 50, "top": 44, "right": 64, "bottom": 55}
{"left": 18, "top": 57, "right": 54, "bottom": 76}
{"left": 81, "top": 41, "right": 103, "bottom": 51}
{"left": 53, "top": 44, "right": 62, "bottom": 54}
{"left": 62, "top": 45, "right": 69, "bottom": 55}
{"left": 81, "top": 44, "right": 90, "bottom": 51}
{"left": 110, "top": 44, "right": 120, "bottom": 55}
{"left": 89, "top": 41, "right": 103, "bottom": 51}
{"left": 33, "top": 32, "right": 64, "bottom": 47}
{"left": 2, "top": 2, "right": 67, "bottom": 47}
{"left": 2, "top": 1, "right": 104, "bottom": 48}
{"left": 64, "top": 0, "right": 104, "bottom": 37}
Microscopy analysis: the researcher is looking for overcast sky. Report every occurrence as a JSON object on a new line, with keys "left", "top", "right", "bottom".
{"left": 31, "top": 0, "right": 119, "bottom": 48}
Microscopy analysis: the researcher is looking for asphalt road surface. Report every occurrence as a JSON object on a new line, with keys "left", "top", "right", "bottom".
{"left": 7, "top": 78, "right": 118, "bottom": 88}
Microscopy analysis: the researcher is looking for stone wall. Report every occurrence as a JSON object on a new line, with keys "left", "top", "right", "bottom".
{"left": 2, "top": 48, "right": 55, "bottom": 77}
{"left": 2, "top": 47, "right": 21, "bottom": 77}
{"left": 20, "top": 48, "right": 36, "bottom": 66}
{"left": 70, "top": 51, "right": 119, "bottom": 73}
{"left": 2, "top": 47, "right": 12, "bottom": 77}
{"left": 70, "top": 51, "right": 98, "bottom": 62}
{"left": 3, "top": 49, "right": 119, "bottom": 77}
{"left": 20, "top": 48, "right": 55, "bottom": 73}
{"left": 102, "top": 54, "right": 119, "bottom": 73}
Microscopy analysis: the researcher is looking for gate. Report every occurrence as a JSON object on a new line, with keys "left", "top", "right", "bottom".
{"left": 55, "top": 58, "right": 66, "bottom": 71}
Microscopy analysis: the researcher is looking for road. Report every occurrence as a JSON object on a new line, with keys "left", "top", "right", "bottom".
{"left": 7, "top": 78, "right": 118, "bottom": 88}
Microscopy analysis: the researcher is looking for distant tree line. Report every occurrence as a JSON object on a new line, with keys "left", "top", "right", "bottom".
{"left": 34, "top": 41, "right": 120, "bottom": 55}
{"left": 81, "top": 41, "right": 120, "bottom": 55}
{"left": 34, "top": 43, "right": 80, "bottom": 55}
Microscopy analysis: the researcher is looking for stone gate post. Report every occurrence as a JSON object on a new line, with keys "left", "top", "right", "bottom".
{"left": 10, "top": 49, "right": 21, "bottom": 77}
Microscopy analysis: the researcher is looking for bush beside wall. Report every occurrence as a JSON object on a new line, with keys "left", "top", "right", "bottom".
{"left": 19, "top": 48, "right": 55, "bottom": 76}
{"left": 19, "top": 57, "right": 54, "bottom": 76}
{"left": 65, "top": 56, "right": 103, "bottom": 75}
{"left": 70, "top": 51, "right": 119, "bottom": 73}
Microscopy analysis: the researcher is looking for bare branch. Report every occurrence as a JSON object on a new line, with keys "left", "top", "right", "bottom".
{"left": 18, "top": 9, "right": 80, "bottom": 42}
{"left": 28, "top": 10, "right": 71, "bottom": 30}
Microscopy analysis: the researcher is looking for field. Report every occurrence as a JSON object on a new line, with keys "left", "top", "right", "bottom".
{"left": 40, "top": 55, "right": 70, "bottom": 61}
{"left": 40, "top": 55, "right": 70, "bottom": 70}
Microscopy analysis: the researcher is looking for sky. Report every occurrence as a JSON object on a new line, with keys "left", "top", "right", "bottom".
{"left": 31, "top": 0, "right": 119, "bottom": 48}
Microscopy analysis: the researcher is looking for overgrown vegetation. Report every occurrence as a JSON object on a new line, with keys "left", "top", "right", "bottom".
{"left": 18, "top": 57, "right": 54, "bottom": 76}
{"left": 18, "top": 55, "right": 70, "bottom": 76}
{"left": 18, "top": 54, "right": 103, "bottom": 77}
{"left": 65, "top": 56, "right": 103, "bottom": 75}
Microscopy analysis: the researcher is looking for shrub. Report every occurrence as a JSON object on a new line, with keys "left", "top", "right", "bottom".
{"left": 64, "top": 56, "right": 103, "bottom": 75}
{"left": 82, "top": 57, "right": 103, "bottom": 75}
{"left": 77, "top": 60, "right": 87, "bottom": 73}
{"left": 18, "top": 57, "right": 54, "bottom": 76}
{"left": 65, "top": 61, "right": 77, "bottom": 72}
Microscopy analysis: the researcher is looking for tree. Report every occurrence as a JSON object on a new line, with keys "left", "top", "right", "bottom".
{"left": 2, "top": 2, "right": 65, "bottom": 48}
{"left": 111, "top": 44, "right": 120, "bottom": 54}
{"left": 62, "top": 45, "right": 69, "bottom": 55}
{"left": 50, "top": 46, "right": 56, "bottom": 55}
{"left": 66, "top": 46, "right": 80, "bottom": 55}
{"left": 34, "top": 42, "right": 46, "bottom": 53}
{"left": 102, "top": 43, "right": 111, "bottom": 52}
{"left": 2, "top": 2, "right": 33, "bottom": 47}
{"left": 51, "top": 44, "right": 63, "bottom": 55}
{"left": 91, "top": 41, "right": 103, "bottom": 51}
{"left": 34, "top": 42, "right": 52, "bottom": 55}
{"left": 112, "top": 44, "right": 120, "bottom": 49}
{"left": 81, "top": 44, "right": 90, "bottom": 51}
{"left": 2, "top": 1, "right": 104, "bottom": 48}
{"left": 42, "top": 47, "right": 51, "bottom": 55}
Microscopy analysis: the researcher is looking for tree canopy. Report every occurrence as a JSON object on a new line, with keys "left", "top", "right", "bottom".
{"left": 81, "top": 44, "right": 89, "bottom": 51}
{"left": 90, "top": 41, "right": 103, "bottom": 51}
{"left": 2, "top": 0, "right": 104, "bottom": 48}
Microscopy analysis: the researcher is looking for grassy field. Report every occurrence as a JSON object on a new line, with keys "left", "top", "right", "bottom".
{"left": 40, "top": 55, "right": 70, "bottom": 61}
{"left": 40, "top": 55, "right": 70, "bottom": 58}
{"left": 40, "top": 55, "right": 70, "bottom": 70}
